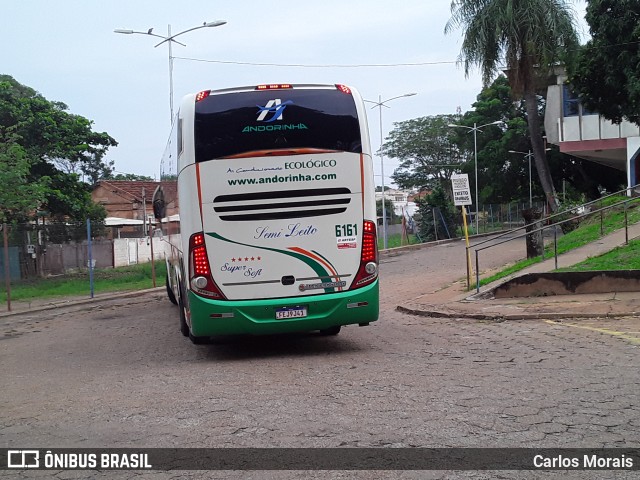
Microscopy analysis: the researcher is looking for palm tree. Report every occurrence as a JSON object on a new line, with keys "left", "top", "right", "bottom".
{"left": 445, "top": 0, "right": 579, "bottom": 212}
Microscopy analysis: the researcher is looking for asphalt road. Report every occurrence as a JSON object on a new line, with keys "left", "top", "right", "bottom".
{"left": 1, "top": 237, "right": 638, "bottom": 479}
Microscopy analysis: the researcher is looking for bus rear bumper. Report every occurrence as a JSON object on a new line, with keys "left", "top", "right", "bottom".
{"left": 187, "top": 280, "right": 379, "bottom": 337}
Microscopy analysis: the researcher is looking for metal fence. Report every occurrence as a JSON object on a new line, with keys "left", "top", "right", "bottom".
{"left": 465, "top": 201, "right": 551, "bottom": 235}
{"left": 414, "top": 201, "right": 546, "bottom": 243}
{"left": 0, "top": 221, "right": 168, "bottom": 281}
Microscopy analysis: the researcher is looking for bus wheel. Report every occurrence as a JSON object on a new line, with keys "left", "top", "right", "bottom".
{"left": 178, "top": 295, "right": 189, "bottom": 337}
{"left": 166, "top": 274, "right": 178, "bottom": 305}
{"left": 320, "top": 325, "right": 341, "bottom": 336}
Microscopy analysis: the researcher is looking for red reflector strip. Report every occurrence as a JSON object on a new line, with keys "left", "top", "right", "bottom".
{"left": 347, "top": 302, "right": 369, "bottom": 309}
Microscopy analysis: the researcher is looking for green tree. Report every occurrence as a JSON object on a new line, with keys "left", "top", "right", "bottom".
{"left": 0, "top": 135, "right": 48, "bottom": 223}
{"left": 108, "top": 172, "right": 154, "bottom": 181}
{"left": 469, "top": 77, "right": 625, "bottom": 203}
{"left": 0, "top": 75, "right": 117, "bottom": 184}
{"left": 445, "top": 0, "right": 580, "bottom": 211}
{"left": 0, "top": 75, "right": 116, "bottom": 221}
{"left": 382, "top": 115, "right": 462, "bottom": 192}
{"left": 385, "top": 77, "right": 528, "bottom": 205}
{"left": 569, "top": 0, "right": 640, "bottom": 124}
{"left": 381, "top": 74, "right": 624, "bottom": 207}
{"left": 376, "top": 198, "right": 397, "bottom": 224}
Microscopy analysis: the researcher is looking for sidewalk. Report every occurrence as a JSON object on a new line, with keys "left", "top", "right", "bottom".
{"left": 396, "top": 222, "right": 640, "bottom": 321}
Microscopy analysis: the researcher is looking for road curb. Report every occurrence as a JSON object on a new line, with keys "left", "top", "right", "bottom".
{"left": 0, "top": 287, "right": 165, "bottom": 319}
{"left": 395, "top": 305, "right": 637, "bottom": 321}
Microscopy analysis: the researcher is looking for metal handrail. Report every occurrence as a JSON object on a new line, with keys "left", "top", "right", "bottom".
{"left": 467, "top": 185, "right": 640, "bottom": 293}
{"left": 470, "top": 184, "right": 640, "bottom": 250}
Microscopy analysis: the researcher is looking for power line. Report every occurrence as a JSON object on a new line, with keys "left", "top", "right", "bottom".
{"left": 173, "top": 56, "right": 458, "bottom": 68}
{"left": 173, "top": 39, "right": 640, "bottom": 70}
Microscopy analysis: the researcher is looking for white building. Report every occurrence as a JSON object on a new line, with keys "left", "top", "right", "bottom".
{"left": 375, "top": 188, "right": 418, "bottom": 218}
{"left": 544, "top": 67, "right": 640, "bottom": 192}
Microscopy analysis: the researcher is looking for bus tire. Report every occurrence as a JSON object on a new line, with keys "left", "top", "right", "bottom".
{"left": 166, "top": 274, "right": 178, "bottom": 305}
{"left": 178, "top": 294, "right": 189, "bottom": 337}
{"left": 320, "top": 325, "right": 341, "bottom": 336}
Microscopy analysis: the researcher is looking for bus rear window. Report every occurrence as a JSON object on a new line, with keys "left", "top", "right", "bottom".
{"left": 194, "top": 88, "right": 362, "bottom": 161}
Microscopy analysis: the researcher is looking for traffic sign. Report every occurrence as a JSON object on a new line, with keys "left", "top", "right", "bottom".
{"left": 451, "top": 173, "right": 472, "bottom": 206}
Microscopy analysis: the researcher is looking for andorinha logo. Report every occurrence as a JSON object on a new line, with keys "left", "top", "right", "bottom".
{"left": 241, "top": 123, "right": 308, "bottom": 133}
{"left": 256, "top": 99, "right": 293, "bottom": 123}
{"left": 242, "top": 98, "right": 308, "bottom": 133}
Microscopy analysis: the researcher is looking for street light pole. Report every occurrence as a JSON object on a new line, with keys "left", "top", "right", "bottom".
{"left": 448, "top": 120, "right": 502, "bottom": 232}
{"left": 364, "top": 93, "right": 417, "bottom": 250}
{"left": 168, "top": 24, "right": 174, "bottom": 121}
{"left": 528, "top": 150, "right": 532, "bottom": 207}
{"left": 507, "top": 150, "right": 533, "bottom": 207}
{"left": 509, "top": 149, "right": 550, "bottom": 208}
{"left": 114, "top": 20, "right": 226, "bottom": 123}
{"left": 473, "top": 124, "right": 478, "bottom": 232}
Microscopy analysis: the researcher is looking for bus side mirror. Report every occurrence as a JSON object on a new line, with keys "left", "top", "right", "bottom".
{"left": 152, "top": 186, "right": 166, "bottom": 220}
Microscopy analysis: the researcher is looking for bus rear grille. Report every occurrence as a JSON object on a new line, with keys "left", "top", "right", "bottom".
{"left": 213, "top": 188, "right": 352, "bottom": 221}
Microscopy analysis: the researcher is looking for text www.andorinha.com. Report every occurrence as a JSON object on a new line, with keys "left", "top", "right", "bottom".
{"left": 228, "top": 173, "right": 337, "bottom": 186}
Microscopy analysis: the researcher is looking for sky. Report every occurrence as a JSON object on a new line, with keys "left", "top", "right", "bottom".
{"left": 1, "top": 1, "right": 588, "bottom": 187}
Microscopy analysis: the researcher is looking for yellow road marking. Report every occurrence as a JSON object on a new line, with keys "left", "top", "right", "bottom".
{"left": 544, "top": 320, "right": 640, "bottom": 346}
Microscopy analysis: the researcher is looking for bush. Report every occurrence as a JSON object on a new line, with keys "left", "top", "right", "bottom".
{"left": 416, "top": 185, "right": 457, "bottom": 241}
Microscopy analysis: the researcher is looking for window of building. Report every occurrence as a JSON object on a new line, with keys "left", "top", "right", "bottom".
{"left": 563, "top": 84, "right": 595, "bottom": 117}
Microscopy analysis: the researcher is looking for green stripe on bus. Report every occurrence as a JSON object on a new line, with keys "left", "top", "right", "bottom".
{"left": 206, "top": 232, "right": 336, "bottom": 292}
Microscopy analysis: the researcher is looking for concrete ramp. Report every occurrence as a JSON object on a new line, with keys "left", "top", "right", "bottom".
{"left": 492, "top": 270, "right": 640, "bottom": 298}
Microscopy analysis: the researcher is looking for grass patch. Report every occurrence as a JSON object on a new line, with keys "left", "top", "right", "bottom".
{"left": 379, "top": 232, "right": 420, "bottom": 249}
{"left": 555, "top": 205, "right": 640, "bottom": 253}
{"left": 559, "top": 238, "right": 640, "bottom": 272}
{"left": 1, "top": 261, "right": 166, "bottom": 302}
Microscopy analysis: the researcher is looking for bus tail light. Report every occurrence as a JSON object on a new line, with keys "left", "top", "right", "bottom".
{"left": 350, "top": 220, "right": 378, "bottom": 289}
{"left": 256, "top": 84, "right": 293, "bottom": 90}
{"left": 195, "top": 90, "right": 211, "bottom": 102}
{"left": 189, "top": 232, "right": 226, "bottom": 299}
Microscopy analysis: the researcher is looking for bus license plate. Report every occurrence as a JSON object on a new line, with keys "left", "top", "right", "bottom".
{"left": 275, "top": 306, "right": 307, "bottom": 319}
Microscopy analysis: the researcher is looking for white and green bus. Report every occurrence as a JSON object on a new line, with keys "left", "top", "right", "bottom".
{"left": 154, "top": 83, "right": 379, "bottom": 343}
